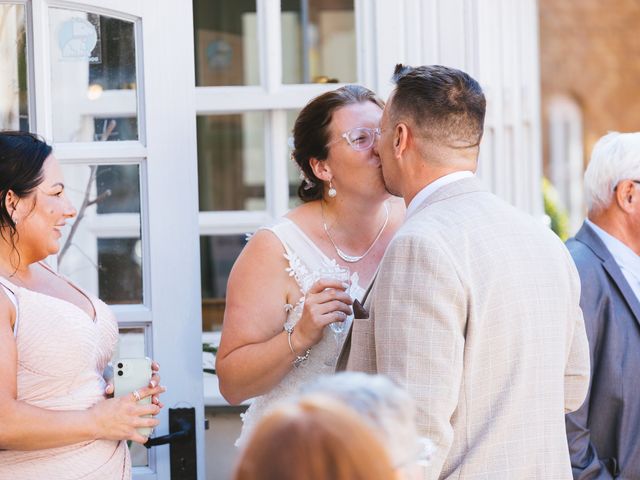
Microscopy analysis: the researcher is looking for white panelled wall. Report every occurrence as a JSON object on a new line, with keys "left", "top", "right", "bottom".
{"left": 357, "top": 0, "right": 543, "bottom": 216}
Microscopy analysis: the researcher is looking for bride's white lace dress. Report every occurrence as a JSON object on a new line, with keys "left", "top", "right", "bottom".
{"left": 235, "top": 218, "right": 366, "bottom": 447}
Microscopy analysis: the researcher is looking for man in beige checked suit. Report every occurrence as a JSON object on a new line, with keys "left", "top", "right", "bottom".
{"left": 339, "top": 65, "right": 590, "bottom": 479}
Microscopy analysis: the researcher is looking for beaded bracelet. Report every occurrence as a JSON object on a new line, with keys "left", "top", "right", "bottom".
{"left": 283, "top": 324, "right": 311, "bottom": 368}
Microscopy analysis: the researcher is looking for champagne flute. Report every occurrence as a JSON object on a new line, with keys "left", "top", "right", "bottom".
{"left": 311, "top": 264, "right": 351, "bottom": 367}
{"left": 309, "top": 263, "right": 351, "bottom": 334}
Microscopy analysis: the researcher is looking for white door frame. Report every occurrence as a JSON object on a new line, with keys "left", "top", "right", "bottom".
{"left": 19, "top": 0, "right": 205, "bottom": 477}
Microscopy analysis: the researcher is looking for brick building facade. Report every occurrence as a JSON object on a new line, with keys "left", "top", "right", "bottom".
{"left": 539, "top": 0, "right": 640, "bottom": 172}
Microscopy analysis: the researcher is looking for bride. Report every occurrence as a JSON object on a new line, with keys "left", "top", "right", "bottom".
{"left": 216, "top": 85, "right": 404, "bottom": 445}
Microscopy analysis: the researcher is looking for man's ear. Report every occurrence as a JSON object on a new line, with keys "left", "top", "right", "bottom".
{"left": 615, "top": 180, "right": 637, "bottom": 214}
{"left": 309, "top": 157, "right": 332, "bottom": 182}
{"left": 394, "top": 123, "right": 410, "bottom": 161}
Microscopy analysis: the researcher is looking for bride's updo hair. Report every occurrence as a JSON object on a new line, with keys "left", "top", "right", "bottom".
{"left": 291, "top": 85, "right": 384, "bottom": 202}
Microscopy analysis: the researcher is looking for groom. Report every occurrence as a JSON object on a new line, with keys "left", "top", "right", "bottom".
{"left": 337, "top": 65, "right": 590, "bottom": 479}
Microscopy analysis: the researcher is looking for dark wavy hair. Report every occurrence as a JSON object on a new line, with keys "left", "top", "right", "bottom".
{"left": 291, "top": 85, "right": 384, "bottom": 202}
{"left": 0, "top": 131, "right": 52, "bottom": 249}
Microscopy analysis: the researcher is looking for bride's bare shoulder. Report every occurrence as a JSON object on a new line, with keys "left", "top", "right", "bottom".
{"left": 284, "top": 201, "right": 321, "bottom": 229}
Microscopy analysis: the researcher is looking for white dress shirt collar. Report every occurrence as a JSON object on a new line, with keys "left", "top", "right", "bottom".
{"left": 587, "top": 219, "right": 640, "bottom": 301}
{"left": 406, "top": 171, "right": 474, "bottom": 219}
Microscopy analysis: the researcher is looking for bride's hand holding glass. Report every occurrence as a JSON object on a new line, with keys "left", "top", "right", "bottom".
{"left": 293, "top": 277, "right": 353, "bottom": 352}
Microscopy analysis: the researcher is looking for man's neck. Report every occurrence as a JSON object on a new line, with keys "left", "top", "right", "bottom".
{"left": 403, "top": 166, "right": 473, "bottom": 206}
{"left": 398, "top": 143, "right": 478, "bottom": 205}
{"left": 588, "top": 211, "right": 640, "bottom": 256}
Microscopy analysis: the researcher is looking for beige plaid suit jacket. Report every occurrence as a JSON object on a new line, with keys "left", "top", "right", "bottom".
{"left": 342, "top": 177, "right": 590, "bottom": 479}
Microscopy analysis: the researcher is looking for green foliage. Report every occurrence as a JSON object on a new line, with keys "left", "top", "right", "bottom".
{"left": 203, "top": 342, "right": 218, "bottom": 375}
{"left": 542, "top": 178, "right": 570, "bottom": 241}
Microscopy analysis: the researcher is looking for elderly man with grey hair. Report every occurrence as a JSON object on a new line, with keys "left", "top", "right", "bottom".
{"left": 301, "top": 372, "right": 432, "bottom": 479}
{"left": 565, "top": 131, "right": 640, "bottom": 479}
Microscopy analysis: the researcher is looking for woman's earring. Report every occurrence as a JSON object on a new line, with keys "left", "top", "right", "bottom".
{"left": 328, "top": 180, "right": 337, "bottom": 198}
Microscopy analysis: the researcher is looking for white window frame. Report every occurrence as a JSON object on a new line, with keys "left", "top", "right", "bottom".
{"left": 196, "top": 0, "right": 366, "bottom": 406}
{"left": 11, "top": 1, "right": 205, "bottom": 478}
{"left": 196, "top": 0, "right": 367, "bottom": 233}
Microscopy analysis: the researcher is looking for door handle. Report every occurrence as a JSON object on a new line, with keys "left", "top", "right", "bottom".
{"left": 144, "top": 417, "right": 191, "bottom": 448}
{"left": 144, "top": 407, "right": 197, "bottom": 480}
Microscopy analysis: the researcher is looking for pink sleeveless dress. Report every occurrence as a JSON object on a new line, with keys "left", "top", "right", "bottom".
{"left": 0, "top": 268, "right": 131, "bottom": 480}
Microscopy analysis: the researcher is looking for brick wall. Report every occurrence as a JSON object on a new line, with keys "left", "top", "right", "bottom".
{"left": 539, "top": 0, "right": 640, "bottom": 169}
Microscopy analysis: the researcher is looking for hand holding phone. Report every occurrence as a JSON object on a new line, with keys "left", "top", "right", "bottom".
{"left": 113, "top": 357, "right": 153, "bottom": 437}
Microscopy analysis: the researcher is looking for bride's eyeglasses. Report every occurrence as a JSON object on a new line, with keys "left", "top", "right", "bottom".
{"left": 329, "top": 127, "right": 381, "bottom": 151}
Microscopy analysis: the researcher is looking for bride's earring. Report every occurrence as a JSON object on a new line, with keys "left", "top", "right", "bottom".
{"left": 327, "top": 179, "right": 337, "bottom": 198}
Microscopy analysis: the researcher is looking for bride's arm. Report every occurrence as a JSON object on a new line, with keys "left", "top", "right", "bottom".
{"left": 216, "top": 230, "right": 351, "bottom": 405}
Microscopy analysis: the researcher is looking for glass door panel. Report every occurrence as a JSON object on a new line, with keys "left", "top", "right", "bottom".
{"left": 193, "top": 0, "right": 259, "bottom": 87}
{"left": 281, "top": 0, "right": 356, "bottom": 84}
{"left": 196, "top": 112, "right": 266, "bottom": 211}
{"left": 58, "top": 163, "right": 143, "bottom": 304}
{"left": 49, "top": 8, "right": 138, "bottom": 142}
{"left": 200, "top": 234, "right": 247, "bottom": 332}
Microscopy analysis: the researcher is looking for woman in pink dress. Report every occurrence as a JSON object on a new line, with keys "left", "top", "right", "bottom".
{"left": 0, "top": 131, "right": 165, "bottom": 479}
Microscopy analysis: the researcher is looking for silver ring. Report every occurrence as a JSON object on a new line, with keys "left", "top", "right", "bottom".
{"left": 132, "top": 390, "right": 141, "bottom": 402}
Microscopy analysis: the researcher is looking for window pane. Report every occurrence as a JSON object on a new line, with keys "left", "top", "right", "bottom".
{"left": 200, "top": 235, "right": 247, "bottom": 331}
{"left": 197, "top": 113, "right": 266, "bottom": 211}
{"left": 58, "top": 164, "right": 143, "bottom": 305}
{"left": 193, "top": 0, "right": 259, "bottom": 86}
{"left": 116, "top": 327, "right": 146, "bottom": 358}
{"left": 49, "top": 9, "right": 138, "bottom": 142}
{"left": 286, "top": 109, "right": 303, "bottom": 208}
{"left": 97, "top": 238, "right": 143, "bottom": 304}
{"left": 282, "top": 0, "right": 356, "bottom": 84}
{"left": 0, "top": 5, "right": 28, "bottom": 131}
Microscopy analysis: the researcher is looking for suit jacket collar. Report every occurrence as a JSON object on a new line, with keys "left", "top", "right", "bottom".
{"left": 409, "top": 176, "right": 487, "bottom": 218}
{"left": 575, "top": 222, "right": 640, "bottom": 322}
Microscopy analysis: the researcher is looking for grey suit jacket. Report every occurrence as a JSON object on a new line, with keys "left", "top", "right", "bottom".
{"left": 342, "top": 177, "right": 590, "bottom": 479}
{"left": 566, "top": 222, "right": 640, "bottom": 479}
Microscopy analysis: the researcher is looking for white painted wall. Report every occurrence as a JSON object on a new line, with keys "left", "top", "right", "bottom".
{"left": 357, "top": 0, "right": 543, "bottom": 216}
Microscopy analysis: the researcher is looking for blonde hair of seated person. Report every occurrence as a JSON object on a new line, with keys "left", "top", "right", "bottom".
{"left": 233, "top": 395, "right": 397, "bottom": 480}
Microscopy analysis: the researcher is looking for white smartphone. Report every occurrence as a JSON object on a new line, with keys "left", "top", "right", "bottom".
{"left": 113, "top": 357, "right": 153, "bottom": 437}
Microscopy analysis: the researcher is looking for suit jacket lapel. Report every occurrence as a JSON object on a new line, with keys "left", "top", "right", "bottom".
{"left": 576, "top": 223, "right": 640, "bottom": 324}
{"left": 335, "top": 270, "right": 378, "bottom": 371}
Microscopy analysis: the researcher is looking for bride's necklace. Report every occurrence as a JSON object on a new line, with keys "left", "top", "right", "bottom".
{"left": 321, "top": 201, "right": 389, "bottom": 263}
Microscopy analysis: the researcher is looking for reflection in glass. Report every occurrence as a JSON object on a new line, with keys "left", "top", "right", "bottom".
{"left": 197, "top": 113, "right": 266, "bottom": 211}
{"left": 115, "top": 327, "right": 148, "bottom": 467}
{"left": 95, "top": 164, "right": 141, "bottom": 214}
{"left": 49, "top": 9, "right": 138, "bottom": 142}
{"left": 200, "top": 235, "right": 247, "bottom": 331}
{"left": 281, "top": 0, "right": 356, "bottom": 84}
{"left": 97, "top": 238, "right": 143, "bottom": 304}
{"left": 0, "top": 5, "right": 29, "bottom": 131}
{"left": 58, "top": 164, "right": 142, "bottom": 304}
{"left": 193, "top": 0, "right": 259, "bottom": 86}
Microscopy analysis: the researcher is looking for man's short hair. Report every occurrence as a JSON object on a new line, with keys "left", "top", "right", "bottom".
{"left": 584, "top": 131, "right": 640, "bottom": 213}
{"left": 390, "top": 64, "right": 486, "bottom": 148}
